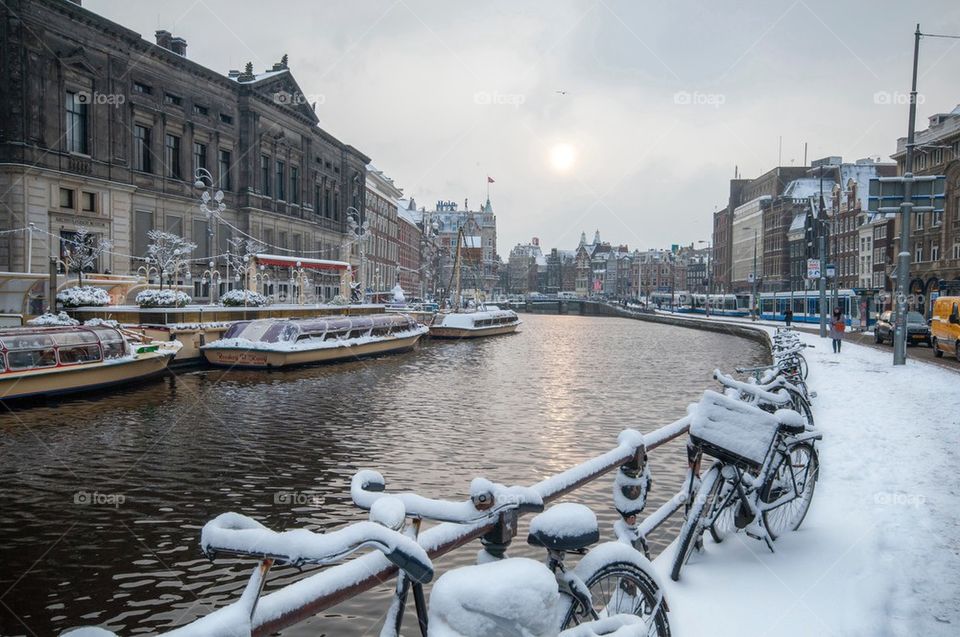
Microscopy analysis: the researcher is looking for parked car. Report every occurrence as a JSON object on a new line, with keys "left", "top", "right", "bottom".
{"left": 931, "top": 296, "right": 960, "bottom": 361}
{"left": 874, "top": 310, "right": 931, "bottom": 346}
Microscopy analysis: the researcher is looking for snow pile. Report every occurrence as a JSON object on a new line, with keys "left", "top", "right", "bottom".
{"left": 84, "top": 318, "right": 119, "bottom": 328}
{"left": 220, "top": 289, "right": 268, "bottom": 307}
{"left": 330, "top": 294, "right": 350, "bottom": 306}
{"left": 428, "top": 557, "right": 562, "bottom": 637}
{"left": 57, "top": 286, "right": 111, "bottom": 308}
{"left": 656, "top": 324, "right": 960, "bottom": 636}
{"left": 27, "top": 311, "right": 79, "bottom": 326}
{"left": 136, "top": 289, "right": 191, "bottom": 308}
{"left": 529, "top": 503, "right": 598, "bottom": 538}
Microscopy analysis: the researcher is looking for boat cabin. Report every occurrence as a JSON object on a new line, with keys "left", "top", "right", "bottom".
{"left": 221, "top": 315, "right": 421, "bottom": 345}
{"left": 0, "top": 326, "right": 128, "bottom": 373}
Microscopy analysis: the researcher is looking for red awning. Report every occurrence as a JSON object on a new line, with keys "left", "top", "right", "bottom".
{"left": 253, "top": 254, "right": 351, "bottom": 272}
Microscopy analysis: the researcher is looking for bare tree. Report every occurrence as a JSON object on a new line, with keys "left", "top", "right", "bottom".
{"left": 64, "top": 226, "right": 112, "bottom": 286}
{"left": 225, "top": 237, "right": 265, "bottom": 286}
{"left": 146, "top": 230, "right": 196, "bottom": 290}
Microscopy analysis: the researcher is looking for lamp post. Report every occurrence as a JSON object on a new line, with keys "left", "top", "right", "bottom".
{"left": 200, "top": 261, "right": 221, "bottom": 305}
{"left": 346, "top": 206, "right": 370, "bottom": 300}
{"left": 252, "top": 265, "right": 271, "bottom": 301}
{"left": 742, "top": 226, "right": 759, "bottom": 320}
{"left": 698, "top": 239, "right": 712, "bottom": 317}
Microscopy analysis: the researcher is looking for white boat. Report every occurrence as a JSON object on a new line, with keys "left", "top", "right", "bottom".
{"left": 201, "top": 314, "right": 428, "bottom": 369}
{"left": 0, "top": 325, "right": 180, "bottom": 402}
{"left": 429, "top": 308, "right": 522, "bottom": 339}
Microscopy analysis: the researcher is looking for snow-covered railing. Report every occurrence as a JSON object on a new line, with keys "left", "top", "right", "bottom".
{"left": 245, "top": 416, "right": 692, "bottom": 636}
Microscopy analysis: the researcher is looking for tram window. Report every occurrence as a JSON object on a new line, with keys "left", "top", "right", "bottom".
{"left": 7, "top": 348, "right": 57, "bottom": 370}
{"left": 794, "top": 298, "right": 805, "bottom": 314}
{"left": 58, "top": 345, "right": 101, "bottom": 365}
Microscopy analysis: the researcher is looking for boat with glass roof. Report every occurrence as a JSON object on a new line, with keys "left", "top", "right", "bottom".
{"left": 0, "top": 325, "right": 181, "bottom": 401}
{"left": 200, "top": 313, "right": 428, "bottom": 369}
{"left": 428, "top": 307, "right": 522, "bottom": 339}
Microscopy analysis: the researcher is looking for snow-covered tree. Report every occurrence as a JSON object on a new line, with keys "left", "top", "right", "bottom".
{"left": 64, "top": 226, "right": 112, "bottom": 286}
{"left": 225, "top": 237, "right": 265, "bottom": 285}
{"left": 145, "top": 230, "right": 196, "bottom": 290}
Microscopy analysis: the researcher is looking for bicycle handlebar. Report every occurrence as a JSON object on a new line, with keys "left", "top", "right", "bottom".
{"left": 200, "top": 510, "right": 434, "bottom": 583}
{"left": 713, "top": 369, "right": 790, "bottom": 405}
{"left": 351, "top": 470, "right": 544, "bottom": 524}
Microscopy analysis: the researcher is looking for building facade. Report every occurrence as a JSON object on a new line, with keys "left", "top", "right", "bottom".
{"left": 891, "top": 105, "right": 960, "bottom": 312}
{"left": 363, "top": 168, "right": 401, "bottom": 294}
{"left": 396, "top": 203, "right": 422, "bottom": 297}
{"left": 431, "top": 198, "right": 499, "bottom": 299}
{"left": 0, "top": 0, "right": 368, "bottom": 305}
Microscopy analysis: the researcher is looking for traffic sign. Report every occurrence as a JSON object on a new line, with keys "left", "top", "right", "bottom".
{"left": 806, "top": 258, "right": 821, "bottom": 279}
{"left": 825, "top": 264, "right": 836, "bottom": 279}
{"left": 868, "top": 175, "right": 945, "bottom": 213}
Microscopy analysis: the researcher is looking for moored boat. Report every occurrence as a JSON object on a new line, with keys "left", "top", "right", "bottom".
{"left": 200, "top": 314, "right": 428, "bottom": 369}
{"left": 0, "top": 325, "right": 180, "bottom": 402}
{"left": 429, "top": 308, "right": 522, "bottom": 339}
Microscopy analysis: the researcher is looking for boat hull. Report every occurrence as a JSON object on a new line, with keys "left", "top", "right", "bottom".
{"left": 429, "top": 322, "right": 520, "bottom": 339}
{"left": 201, "top": 332, "right": 425, "bottom": 369}
{"left": 0, "top": 351, "right": 175, "bottom": 402}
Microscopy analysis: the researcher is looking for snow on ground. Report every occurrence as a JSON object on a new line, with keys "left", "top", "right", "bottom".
{"left": 653, "top": 325, "right": 960, "bottom": 636}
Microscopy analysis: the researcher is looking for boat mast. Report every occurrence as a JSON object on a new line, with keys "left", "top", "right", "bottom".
{"left": 449, "top": 226, "right": 464, "bottom": 311}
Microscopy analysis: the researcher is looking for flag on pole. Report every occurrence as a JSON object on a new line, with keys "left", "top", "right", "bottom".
{"left": 487, "top": 176, "right": 495, "bottom": 183}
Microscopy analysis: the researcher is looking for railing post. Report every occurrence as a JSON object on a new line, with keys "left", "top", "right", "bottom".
{"left": 613, "top": 438, "right": 652, "bottom": 557}
{"left": 479, "top": 509, "right": 518, "bottom": 562}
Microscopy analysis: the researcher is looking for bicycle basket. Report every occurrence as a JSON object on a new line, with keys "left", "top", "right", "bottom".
{"left": 689, "top": 390, "right": 781, "bottom": 470}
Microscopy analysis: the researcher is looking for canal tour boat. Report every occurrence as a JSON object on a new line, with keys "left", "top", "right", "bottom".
{"left": 0, "top": 325, "right": 180, "bottom": 402}
{"left": 429, "top": 307, "right": 522, "bottom": 339}
{"left": 200, "top": 314, "right": 428, "bottom": 369}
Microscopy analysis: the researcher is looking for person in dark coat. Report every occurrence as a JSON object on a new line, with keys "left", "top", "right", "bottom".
{"left": 785, "top": 308, "right": 794, "bottom": 327}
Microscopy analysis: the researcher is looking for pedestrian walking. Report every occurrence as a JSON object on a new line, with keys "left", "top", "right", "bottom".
{"left": 785, "top": 308, "right": 794, "bottom": 327}
{"left": 830, "top": 307, "right": 846, "bottom": 353}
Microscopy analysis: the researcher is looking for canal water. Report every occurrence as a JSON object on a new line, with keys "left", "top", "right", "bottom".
{"left": 0, "top": 314, "right": 767, "bottom": 636}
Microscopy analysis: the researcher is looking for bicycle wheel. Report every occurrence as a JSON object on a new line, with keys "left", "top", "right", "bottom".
{"left": 797, "top": 354, "right": 809, "bottom": 379}
{"left": 563, "top": 560, "right": 670, "bottom": 636}
{"left": 785, "top": 389, "right": 814, "bottom": 428}
{"left": 707, "top": 473, "right": 738, "bottom": 544}
{"left": 670, "top": 464, "right": 722, "bottom": 582}
{"left": 760, "top": 442, "right": 819, "bottom": 540}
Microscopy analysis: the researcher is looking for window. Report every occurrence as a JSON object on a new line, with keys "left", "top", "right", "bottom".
{"left": 953, "top": 243, "right": 960, "bottom": 260}
{"left": 133, "top": 82, "right": 152, "bottom": 95}
{"left": 193, "top": 141, "right": 207, "bottom": 174}
{"left": 59, "top": 188, "right": 75, "bottom": 210}
{"left": 260, "top": 155, "right": 271, "bottom": 196}
{"left": 81, "top": 191, "right": 96, "bottom": 213}
{"left": 165, "top": 134, "right": 181, "bottom": 178}
{"left": 278, "top": 231, "right": 288, "bottom": 249}
{"left": 263, "top": 228, "right": 274, "bottom": 248}
{"left": 134, "top": 125, "right": 151, "bottom": 172}
{"left": 275, "top": 161, "right": 286, "bottom": 200}
{"left": 219, "top": 149, "right": 232, "bottom": 190}
{"left": 219, "top": 113, "right": 233, "bottom": 124}
{"left": 65, "top": 91, "right": 88, "bottom": 154}
{"left": 931, "top": 242, "right": 939, "bottom": 262}
{"left": 314, "top": 184, "right": 321, "bottom": 212}
{"left": 165, "top": 215, "right": 183, "bottom": 236}
{"left": 134, "top": 210, "right": 153, "bottom": 257}
{"left": 933, "top": 211, "right": 942, "bottom": 226}
{"left": 164, "top": 93, "right": 182, "bottom": 106}
{"left": 916, "top": 213, "right": 924, "bottom": 230}
{"left": 193, "top": 219, "right": 210, "bottom": 260}
{"left": 916, "top": 245, "right": 923, "bottom": 262}
{"left": 193, "top": 104, "right": 209, "bottom": 116}
{"left": 290, "top": 167, "right": 299, "bottom": 204}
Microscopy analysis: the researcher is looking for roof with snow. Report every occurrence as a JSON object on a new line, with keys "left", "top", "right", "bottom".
{"left": 782, "top": 179, "right": 834, "bottom": 201}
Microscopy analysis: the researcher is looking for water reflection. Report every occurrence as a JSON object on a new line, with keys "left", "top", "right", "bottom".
{"left": 0, "top": 314, "right": 766, "bottom": 636}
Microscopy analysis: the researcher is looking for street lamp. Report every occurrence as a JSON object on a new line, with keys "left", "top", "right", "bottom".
{"left": 200, "top": 260, "right": 221, "bottom": 304}
{"left": 742, "top": 226, "right": 759, "bottom": 320}
{"left": 346, "top": 206, "right": 370, "bottom": 300}
{"left": 698, "top": 239, "right": 712, "bottom": 317}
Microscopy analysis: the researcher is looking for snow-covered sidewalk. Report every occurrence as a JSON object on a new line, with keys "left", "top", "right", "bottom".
{"left": 653, "top": 326, "right": 960, "bottom": 636}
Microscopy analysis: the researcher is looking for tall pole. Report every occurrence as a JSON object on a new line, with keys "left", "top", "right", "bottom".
{"left": 706, "top": 244, "right": 712, "bottom": 317}
{"left": 752, "top": 229, "right": 758, "bottom": 319}
{"left": 893, "top": 24, "right": 921, "bottom": 366}
{"left": 26, "top": 224, "right": 33, "bottom": 274}
{"left": 818, "top": 165, "right": 827, "bottom": 337}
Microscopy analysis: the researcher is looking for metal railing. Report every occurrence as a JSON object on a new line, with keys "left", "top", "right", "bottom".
{"left": 216, "top": 416, "right": 693, "bottom": 636}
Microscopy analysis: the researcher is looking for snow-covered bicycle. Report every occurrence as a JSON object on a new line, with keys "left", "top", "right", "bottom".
{"left": 670, "top": 389, "right": 821, "bottom": 582}
{"left": 351, "top": 470, "right": 671, "bottom": 636}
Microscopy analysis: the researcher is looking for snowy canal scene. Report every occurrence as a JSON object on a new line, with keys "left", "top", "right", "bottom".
{"left": 1, "top": 1, "right": 960, "bottom": 636}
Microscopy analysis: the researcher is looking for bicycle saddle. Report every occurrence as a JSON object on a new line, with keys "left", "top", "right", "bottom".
{"left": 428, "top": 557, "right": 562, "bottom": 637}
{"left": 774, "top": 409, "right": 806, "bottom": 434}
{"left": 527, "top": 503, "right": 599, "bottom": 552}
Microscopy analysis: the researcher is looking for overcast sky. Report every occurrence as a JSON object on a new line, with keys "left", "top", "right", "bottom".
{"left": 88, "top": 0, "right": 960, "bottom": 254}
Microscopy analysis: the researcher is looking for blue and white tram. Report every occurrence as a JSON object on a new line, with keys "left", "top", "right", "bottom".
{"left": 758, "top": 289, "right": 873, "bottom": 327}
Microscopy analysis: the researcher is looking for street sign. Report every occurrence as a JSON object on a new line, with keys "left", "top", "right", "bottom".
{"left": 825, "top": 263, "right": 836, "bottom": 279}
{"left": 747, "top": 273, "right": 755, "bottom": 283}
{"left": 806, "top": 258, "right": 821, "bottom": 279}
{"left": 868, "top": 175, "right": 946, "bottom": 213}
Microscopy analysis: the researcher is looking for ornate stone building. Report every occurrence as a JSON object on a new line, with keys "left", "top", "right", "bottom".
{"left": 0, "top": 0, "right": 368, "bottom": 301}
{"left": 363, "top": 168, "right": 401, "bottom": 294}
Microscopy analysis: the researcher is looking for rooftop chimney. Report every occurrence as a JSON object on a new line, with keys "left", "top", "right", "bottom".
{"left": 170, "top": 37, "right": 187, "bottom": 57}
{"left": 155, "top": 30, "right": 172, "bottom": 50}
{"left": 228, "top": 69, "right": 241, "bottom": 79}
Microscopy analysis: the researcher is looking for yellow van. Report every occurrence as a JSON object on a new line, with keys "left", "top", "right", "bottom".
{"left": 931, "top": 295, "right": 960, "bottom": 361}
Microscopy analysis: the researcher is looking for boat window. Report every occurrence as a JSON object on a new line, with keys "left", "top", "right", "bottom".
{"left": 7, "top": 348, "right": 57, "bottom": 370}
{"left": 51, "top": 330, "right": 100, "bottom": 347}
{"left": 102, "top": 341, "right": 126, "bottom": 359}
{"left": 2, "top": 334, "right": 56, "bottom": 351}
{"left": 58, "top": 344, "right": 102, "bottom": 365}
